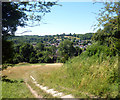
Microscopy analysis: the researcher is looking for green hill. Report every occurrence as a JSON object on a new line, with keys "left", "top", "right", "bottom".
{"left": 40, "top": 43, "right": 119, "bottom": 98}
{"left": 7, "top": 33, "right": 93, "bottom": 45}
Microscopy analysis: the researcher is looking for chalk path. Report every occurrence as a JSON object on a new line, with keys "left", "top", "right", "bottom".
{"left": 30, "top": 75, "right": 77, "bottom": 99}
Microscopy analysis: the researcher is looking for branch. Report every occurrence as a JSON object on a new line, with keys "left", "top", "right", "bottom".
{"left": 15, "top": 30, "right": 32, "bottom": 34}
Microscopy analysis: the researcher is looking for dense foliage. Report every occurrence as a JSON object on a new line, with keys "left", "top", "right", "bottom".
{"left": 2, "top": 1, "right": 58, "bottom": 64}
{"left": 2, "top": 2, "right": 58, "bottom": 37}
{"left": 2, "top": 40, "right": 14, "bottom": 64}
{"left": 3, "top": 33, "right": 92, "bottom": 64}
{"left": 92, "top": 2, "right": 120, "bottom": 55}
{"left": 48, "top": 49, "right": 118, "bottom": 98}
{"left": 11, "top": 40, "right": 83, "bottom": 64}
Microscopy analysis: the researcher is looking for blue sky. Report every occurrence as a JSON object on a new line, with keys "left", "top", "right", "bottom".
{"left": 15, "top": 2, "right": 104, "bottom": 36}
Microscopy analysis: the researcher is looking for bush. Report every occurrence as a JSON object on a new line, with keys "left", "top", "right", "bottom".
{"left": 12, "top": 54, "right": 23, "bottom": 64}
{"left": 29, "top": 57, "right": 38, "bottom": 63}
{"left": 85, "top": 42, "right": 117, "bottom": 58}
{"left": 2, "top": 64, "right": 14, "bottom": 70}
{"left": 44, "top": 56, "right": 52, "bottom": 63}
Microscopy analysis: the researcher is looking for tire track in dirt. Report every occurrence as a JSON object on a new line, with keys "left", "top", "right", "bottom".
{"left": 25, "top": 82, "right": 43, "bottom": 99}
{"left": 30, "top": 75, "right": 77, "bottom": 99}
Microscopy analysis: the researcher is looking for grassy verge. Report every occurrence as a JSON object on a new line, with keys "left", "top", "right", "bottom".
{"left": 31, "top": 53, "right": 118, "bottom": 98}
{"left": 29, "top": 63, "right": 88, "bottom": 98}
{"left": 55, "top": 55, "right": 118, "bottom": 98}
{"left": 2, "top": 57, "right": 118, "bottom": 98}
{"left": 2, "top": 78, "right": 34, "bottom": 98}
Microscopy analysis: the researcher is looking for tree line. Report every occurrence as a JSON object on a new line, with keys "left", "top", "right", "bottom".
{"left": 7, "top": 33, "right": 93, "bottom": 45}
{"left": 3, "top": 40, "right": 82, "bottom": 64}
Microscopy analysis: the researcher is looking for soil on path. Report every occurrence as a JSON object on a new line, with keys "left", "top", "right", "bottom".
{"left": 25, "top": 82, "right": 42, "bottom": 98}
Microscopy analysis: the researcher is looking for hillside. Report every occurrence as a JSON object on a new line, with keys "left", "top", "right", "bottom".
{"left": 7, "top": 33, "right": 93, "bottom": 46}
{"left": 36, "top": 43, "right": 119, "bottom": 98}
{"left": 2, "top": 48, "right": 118, "bottom": 98}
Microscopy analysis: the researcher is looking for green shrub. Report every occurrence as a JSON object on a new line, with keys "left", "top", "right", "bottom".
{"left": 29, "top": 57, "right": 38, "bottom": 63}
{"left": 85, "top": 42, "right": 117, "bottom": 58}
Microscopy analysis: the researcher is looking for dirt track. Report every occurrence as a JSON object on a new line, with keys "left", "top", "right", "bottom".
{"left": 2, "top": 63, "right": 63, "bottom": 79}
{"left": 44, "top": 63, "right": 63, "bottom": 67}
{"left": 2, "top": 63, "right": 63, "bottom": 98}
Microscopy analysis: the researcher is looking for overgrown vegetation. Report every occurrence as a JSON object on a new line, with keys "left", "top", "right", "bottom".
{"left": 40, "top": 2, "right": 120, "bottom": 98}
{"left": 2, "top": 76, "right": 34, "bottom": 98}
{"left": 4, "top": 37, "right": 85, "bottom": 64}
{"left": 4, "top": 33, "right": 92, "bottom": 64}
{"left": 33, "top": 43, "right": 118, "bottom": 98}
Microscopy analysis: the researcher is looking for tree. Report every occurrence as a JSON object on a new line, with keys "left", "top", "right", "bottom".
{"left": 2, "top": 40, "right": 14, "bottom": 64}
{"left": 12, "top": 44, "right": 23, "bottom": 64}
{"left": 12, "top": 53, "right": 23, "bottom": 64}
{"left": 36, "top": 42, "right": 45, "bottom": 51}
{"left": 14, "top": 44, "right": 22, "bottom": 54}
{"left": 47, "top": 45, "right": 57, "bottom": 56}
{"left": 74, "top": 47, "right": 82, "bottom": 56}
{"left": 2, "top": 1, "right": 59, "bottom": 64}
{"left": 83, "top": 41, "right": 87, "bottom": 46}
{"left": 73, "top": 33, "right": 76, "bottom": 37}
{"left": 2, "top": 2, "right": 27, "bottom": 63}
{"left": 58, "top": 40, "right": 76, "bottom": 59}
{"left": 36, "top": 52, "right": 44, "bottom": 63}
{"left": 20, "top": 43, "right": 36, "bottom": 62}
{"left": 62, "top": 33, "right": 66, "bottom": 36}
{"left": 37, "top": 51, "right": 53, "bottom": 63}
{"left": 2, "top": 2, "right": 59, "bottom": 37}
{"left": 69, "top": 33, "right": 72, "bottom": 36}
{"left": 2, "top": 2, "right": 27, "bottom": 38}
{"left": 29, "top": 52, "right": 38, "bottom": 63}
{"left": 92, "top": 2, "right": 120, "bottom": 53}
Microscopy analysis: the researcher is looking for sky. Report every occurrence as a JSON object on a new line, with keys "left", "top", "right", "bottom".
{"left": 15, "top": 2, "right": 104, "bottom": 36}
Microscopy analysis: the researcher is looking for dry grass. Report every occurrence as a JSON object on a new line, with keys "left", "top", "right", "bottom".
{"left": 2, "top": 63, "right": 62, "bottom": 80}
{"left": 2, "top": 63, "right": 63, "bottom": 98}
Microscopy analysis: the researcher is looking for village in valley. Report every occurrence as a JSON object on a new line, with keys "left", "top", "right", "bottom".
{"left": 7, "top": 33, "right": 93, "bottom": 63}
{"left": 9, "top": 33, "right": 93, "bottom": 49}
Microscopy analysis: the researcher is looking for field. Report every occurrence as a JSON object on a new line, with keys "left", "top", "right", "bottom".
{"left": 64, "top": 36, "right": 80, "bottom": 40}
{"left": 2, "top": 63, "right": 64, "bottom": 98}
